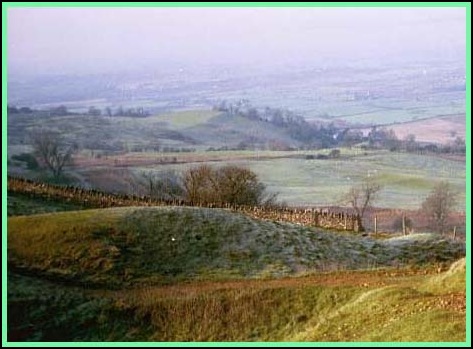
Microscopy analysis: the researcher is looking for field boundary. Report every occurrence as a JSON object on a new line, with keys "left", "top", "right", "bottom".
{"left": 7, "top": 176, "right": 363, "bottom": 232}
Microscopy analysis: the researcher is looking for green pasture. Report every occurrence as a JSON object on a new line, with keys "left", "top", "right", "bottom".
{"left": 130, "top": 151, "right": 466, "bottom": 210}
{"left": 151, "top": 109, "right": 220, "bottom": 129}
{"left": 7, "top": 206, "right": 466, "bottom": 341}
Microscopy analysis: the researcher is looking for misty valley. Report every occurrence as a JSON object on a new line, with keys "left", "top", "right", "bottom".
{"left": 5, "top": 5, "right": 467, "bottom": 344}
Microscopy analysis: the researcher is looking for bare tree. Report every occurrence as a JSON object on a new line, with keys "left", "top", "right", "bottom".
{"left": 183, "top": 165, "right": 215, "bottom": 204}
{"left": 422, "top": 181, "right": 458, "bottom": 234}
{"left": 138, "top": 170, "right": 184, "bottom": 201}
{"left": 345, "top": 175, "right": 382, "bottom": 221}
{"left": 31, "top": 130, "right": 77, "bottom": 178}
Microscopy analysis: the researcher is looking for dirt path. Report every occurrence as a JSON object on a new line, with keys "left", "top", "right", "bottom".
{"left": 103, "top": 266, "right": 445, "bottom": 301}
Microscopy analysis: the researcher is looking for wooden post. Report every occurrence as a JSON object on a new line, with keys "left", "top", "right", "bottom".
{"left": 374, "top": 215, "right": 377, "bottom": 236}
{"left": 402, "top": 214, "right": 406, "bottom": 236}
{"left": 344, "top": 214, "right": 347, "bottom": 230}
{"left": 453, "top": 226, "right": 457, "bottom": 240}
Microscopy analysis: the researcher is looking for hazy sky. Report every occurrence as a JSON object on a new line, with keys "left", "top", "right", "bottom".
{"left": 8, "top": 7, "right": 466, "bottom": 76}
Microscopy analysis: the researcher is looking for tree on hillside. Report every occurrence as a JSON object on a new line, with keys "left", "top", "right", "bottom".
{"left": 214, "top": 166, "right": 267, "bottom": 206}
{"left": 422, "top": 181, "right": 458, "bottom": 234}
{"left": 344, "top": 175, "right": 382, "bottom": 222}
{"left": 31, "top": 129, "right": 78, "bottom": 178}
{"left": 368, "top": 127, "right": 400, "bottom": 150}
{"left": 182, "top": 165, "right": 277, "bottom": 206}
{"left": 183, "top": 165, "right": 215, "bottom": 204}
{"left": 138, "top": 170, "right": 184, "bottom": 201}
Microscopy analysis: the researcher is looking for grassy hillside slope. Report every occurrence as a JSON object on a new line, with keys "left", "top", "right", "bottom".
{"left": 8, "top": 207, "right": 464, "bottom": 288}
{"left": 7, "top": 207, "right": 466, "bottom": 342}
{"left": 8, "top": 258, "right": 466, "bottom": 342}
{"left": 8, "top": 109, "right": 302, "bottom": 156}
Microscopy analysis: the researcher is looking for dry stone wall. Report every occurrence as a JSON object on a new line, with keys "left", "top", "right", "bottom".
{"left": 7, "top": 176, "right": 363, "bottom": 232}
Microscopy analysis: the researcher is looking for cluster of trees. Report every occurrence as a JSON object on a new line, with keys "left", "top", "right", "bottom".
{"left": 365, "top": 127, "right": 400, "bottom": 150}
{"left": 82, "top": 105, "right": 151, "bottom": 117}
{"left": 8, "top": 105, "right": 71, "bottom": 116}
{"left": 214, "top": 100, "right": 466, "bottom": 155}
{"left": 104, "top": 106, "right": 150, "bottom": 118}
{"left": 335, "top": 129, "right": 365, "bottom": 147}
{"left": 415, "top": 136, "right": 466, "bottom": 155}
{"left": 364, "top": 126, "right": 465, "bottom": 155}
{"left": 8, "top": 104, "right": 151, "bottom": 118}
{"left": 8, "top": 105, "right": 35, "bottom": 114}
{"left": 161, "top": 147, "right": 196, "bottom": 153}
{"left": 128, "top": 145, "right": 196, "bottom": 153}
{"left": 344, "top": 176, "right": 459, "bottom": 235}
{"left": 214, "top": 100, "right": 338, "bottom": 148}
{"left": 138, "top": 165, "right": 277, "bottom": 207}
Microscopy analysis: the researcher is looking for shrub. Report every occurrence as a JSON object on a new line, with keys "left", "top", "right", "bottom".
{"left": 183, "top": 165, "right": 276, "bottom": 206}
{"left": 11, "top": 153, "right": 39, "bottom": 170}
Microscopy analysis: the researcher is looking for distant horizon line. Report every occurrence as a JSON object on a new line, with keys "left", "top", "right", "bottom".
{"left": 7, "top": 57, "right": 467, "bottom": 80}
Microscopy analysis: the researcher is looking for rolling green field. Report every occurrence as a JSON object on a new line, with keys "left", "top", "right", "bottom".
{"left": 8, "top": 107, "right": 466, "bottom": 211}
{"left": 7, "top": 109, "right": 304, "bottom": 155}
{"left": 152, "top": 109, "right": 221, "bottom": 129}
{"left": 7, "top": 206, "right": 466, "bottom": 341}
{"left": 8, "top": 207, "right": 465, "bottom": 285}
{"left": 127, "top": 150, "right": 466, "bottom": 210}
{"left": 250, "top": 152, "right": 466, "bottom": 210}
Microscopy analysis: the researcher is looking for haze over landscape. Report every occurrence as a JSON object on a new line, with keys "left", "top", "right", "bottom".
{"left": 5, "top": 5, "right": 468, "bottom": 343}
{"left": 8, "top": 7, "right": 466, "bottom": 75}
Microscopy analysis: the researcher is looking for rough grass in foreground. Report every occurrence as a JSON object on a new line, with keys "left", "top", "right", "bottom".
{"left": 8, "top": 258, "right": 465, "bottom": 342}
{"left": 7, "top": 207, "right": 465, "bottom": 341}
{"left": 8, "top": 207, "right": 465, "bottom": 289}
{"left": 7, "top": 193, "right": 84, "bottom": 217}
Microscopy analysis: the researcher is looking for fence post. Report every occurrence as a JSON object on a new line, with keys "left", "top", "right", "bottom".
{"left": 344, "top": 214, "right": 347, "bottom": 230}
{"left": 453, "top": 226, "right": 457, "bottom": 240}
{"left": 374, "top": 215, "right": 377, "bottom": 236}
{"left": 402, "top": 214, "right": 406, "bottom": 236}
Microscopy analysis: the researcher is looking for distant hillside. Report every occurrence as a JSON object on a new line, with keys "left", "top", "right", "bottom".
{"left": 357, "top": 114, "right": 465, "bottom": 145}
{"left": 184, "top": 113, "right": 303, "bottom": 149}
{"left": 8, "top": 207, "right": 465, "bottom": 288}
{"left": 8, "top": 109, "right": 313, "bottom": 157}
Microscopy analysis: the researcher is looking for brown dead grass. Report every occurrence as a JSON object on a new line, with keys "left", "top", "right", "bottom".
{"left": 73, "top": 151, "right": 297, "bottom": 169}
{"left": 386, "top": 114, "right": 465, "bottom": 144}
